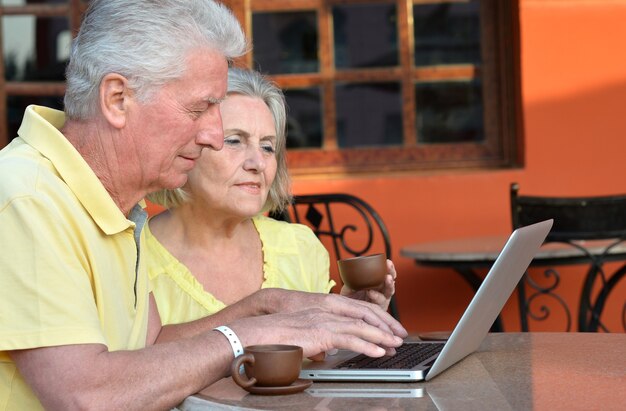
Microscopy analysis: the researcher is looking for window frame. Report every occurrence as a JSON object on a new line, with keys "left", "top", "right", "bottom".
{"left": 225, "top": 0, "right": 523, "bottom": 176}
{"left": 0, "top": 0, "right": 522, "bottom": 177}
{"left": 0, "top": 0, "right": 86, "bottom": 147}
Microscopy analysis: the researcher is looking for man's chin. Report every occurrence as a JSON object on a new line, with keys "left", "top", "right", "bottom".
{"left": 159, "top": 174, "right": 189, "bottom": 191}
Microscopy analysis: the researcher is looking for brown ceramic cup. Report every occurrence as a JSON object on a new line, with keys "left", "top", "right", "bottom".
{"left": 337, "top": 253, "right": 387, "bottom": 291}
{"left": 230, "top": 344, "right": 303, "bottom": 388}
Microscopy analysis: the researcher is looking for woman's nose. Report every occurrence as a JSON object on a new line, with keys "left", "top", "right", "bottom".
{"left": 243, "top": 146, "right": 267, "bottom": 172}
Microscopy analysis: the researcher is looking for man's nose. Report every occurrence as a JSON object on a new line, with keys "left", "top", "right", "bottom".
{"left": 196, "top": 106, "right": 224, "bottom": 151}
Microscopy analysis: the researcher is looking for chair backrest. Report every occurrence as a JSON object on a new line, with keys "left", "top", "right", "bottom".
{"left": 270, "top": 193, "right": 399, "bottom": 320}
{"left": 509, "top": 182, "right": 626, "bottom": 332}
{"left": 510, "top": 182, "right": 626, "bottom": 242}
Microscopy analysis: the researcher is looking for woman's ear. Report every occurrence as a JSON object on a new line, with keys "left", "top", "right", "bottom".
{"left": 99, "top": 73, "right": 131, "bottom": 129}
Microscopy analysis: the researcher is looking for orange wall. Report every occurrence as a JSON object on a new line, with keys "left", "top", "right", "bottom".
{"left": 290, "top": 0, "right": 626, "bottom": 333}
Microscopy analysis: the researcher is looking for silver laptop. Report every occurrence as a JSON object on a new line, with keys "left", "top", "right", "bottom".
{"left": 307, "top": 386, "right": 424, "bottom": 398}
{"left": 300, "top": 219, "right": 553, "bottom": 382}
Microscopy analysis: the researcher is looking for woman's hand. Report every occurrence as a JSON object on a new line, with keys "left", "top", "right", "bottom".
{"left": 340, "top": 259, "right": 397, "bottom": 312}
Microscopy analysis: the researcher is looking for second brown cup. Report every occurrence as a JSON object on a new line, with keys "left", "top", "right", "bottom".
{"left": 337, "top": 253, "right": 387, "bottom": 291}
{"left": 230, "top": 344, "right": 303, "bottom": 388}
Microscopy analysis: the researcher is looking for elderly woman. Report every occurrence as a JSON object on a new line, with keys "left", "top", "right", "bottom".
{"left": 146, "top": 67, "right": 396, "bottom": 325}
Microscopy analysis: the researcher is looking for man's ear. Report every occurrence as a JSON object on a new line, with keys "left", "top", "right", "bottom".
{"left": 99, "top": 73, "right": 132, "bottom": 129}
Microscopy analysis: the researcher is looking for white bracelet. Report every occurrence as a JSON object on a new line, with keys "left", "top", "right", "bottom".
{"left": 213, "top": 325, "right": 244, "bottom": 358}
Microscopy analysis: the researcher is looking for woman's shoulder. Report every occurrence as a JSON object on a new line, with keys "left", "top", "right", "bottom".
{"left": 253, "top": 214, "right": 319, "bottom": 242}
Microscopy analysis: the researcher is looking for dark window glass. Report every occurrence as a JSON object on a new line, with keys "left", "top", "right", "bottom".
{"left": 6, "top": 95, "right": 64, "bottom": 142}
{"left": 335, "top": 82, "right": 402, "bottom": 148}
{"left": 252, "top": 11, "right": 319, "bottom": 74}
{"left": 2, "top": 15, "right": 70, "bottom": 81}
{"left": 415, "top": 80, "right": 484, "bottom": 144}
{"left": 284, "top": 87, "right": 322, "bottom": 149}
{"left": 414, "top": 1, "right": 481, "bottom": 66}
{"left": 333, "top": 3, "right": 398, "bottom": 69}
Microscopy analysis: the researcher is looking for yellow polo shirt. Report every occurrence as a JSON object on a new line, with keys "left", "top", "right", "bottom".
{"left": 0, "top": 106, "right": 150, "bottom": 410}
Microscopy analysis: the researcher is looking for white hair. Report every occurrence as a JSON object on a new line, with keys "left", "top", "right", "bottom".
{"left": 64, "top": 0, "right": 248, "bottom": 120}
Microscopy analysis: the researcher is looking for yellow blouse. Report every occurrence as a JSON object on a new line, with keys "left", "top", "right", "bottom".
{"left": 145, "top": 214, "right": 335, "bottom": 325}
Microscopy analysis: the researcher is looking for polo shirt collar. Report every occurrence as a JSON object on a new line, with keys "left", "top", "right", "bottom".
{"left": 18, "top": 105, "right": 133, "bottom": 235}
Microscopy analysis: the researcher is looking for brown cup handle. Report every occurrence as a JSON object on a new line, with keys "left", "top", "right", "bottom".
{"left": 231, "top": 353, "right": 257, "bottom": 388}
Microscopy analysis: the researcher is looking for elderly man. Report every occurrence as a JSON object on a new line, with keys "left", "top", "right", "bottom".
{"left": 0, "top": 1, "right": 406, "bottom": 410}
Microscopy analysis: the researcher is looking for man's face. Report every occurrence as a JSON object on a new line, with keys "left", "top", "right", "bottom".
{"left": 125, "top": 47, "right": 228, "bottom": 193}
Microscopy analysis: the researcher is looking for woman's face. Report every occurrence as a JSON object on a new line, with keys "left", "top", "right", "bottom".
{"left": 185, "top": 94, "right": 278, "bottom": 218}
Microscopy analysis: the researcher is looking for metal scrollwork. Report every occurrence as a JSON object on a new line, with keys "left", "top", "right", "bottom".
{"left": 279, "top": 193, "right": 399, "bottom": 320}
{"left": 299, "top": 199, "right": 380, "bottom": 259}
{"left": 523, "top": 268, "right": 572, "bottom": 331}
{"left": 510, "top": 183, "right": 626, "bottom": 332}
{"left": 336, "top": 209, "right": 375, "bottom": 257}
{"left": 576, "top": 240, "right": 626, "bottom": 332}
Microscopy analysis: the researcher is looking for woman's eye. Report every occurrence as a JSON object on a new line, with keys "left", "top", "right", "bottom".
{"left": 261, "top": 144, "right": 275, "bottom": 154}
{"left": 224, "top": 136, "right": 241, "bottom": 145}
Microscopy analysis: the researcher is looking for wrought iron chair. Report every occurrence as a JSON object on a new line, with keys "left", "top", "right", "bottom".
{"left": 270, "top": 193, "right": 400, "bottom": 320}
{"left": 510, "top": 182, "right": 626, "bottom": 332}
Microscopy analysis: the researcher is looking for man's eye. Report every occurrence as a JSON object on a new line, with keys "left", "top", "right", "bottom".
{"left": 188, "top": 109, "right": 204, "bottom": 119}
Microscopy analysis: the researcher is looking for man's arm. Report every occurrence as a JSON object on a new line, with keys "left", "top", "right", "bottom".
{"left": 153, "top": 288, "right": 407, "bottom": 344}
{"left": 12, "top": 306, "right": 404, "bottom": 411}
{"left": 10, "top": 332, "right": 233, "bottom": 411}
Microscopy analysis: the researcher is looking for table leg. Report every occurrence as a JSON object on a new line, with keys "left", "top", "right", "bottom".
{"left": 454, "top": 268, "right": 504, "bottom": 332}
{"left": 583, "top": 263, "right": 626, "bottom": 332}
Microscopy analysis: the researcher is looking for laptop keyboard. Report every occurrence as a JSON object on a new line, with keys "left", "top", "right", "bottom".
{"left": 334, "top": 343, "right": 445, "bottom": 370}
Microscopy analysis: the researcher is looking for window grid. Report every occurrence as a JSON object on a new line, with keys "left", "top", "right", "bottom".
{"left": 0, "top": 0, "right": 521, "bottom": 176}
{"left": 226, "top": 0, "right": 521, "bottom": 175}
{"left": 0, "top": 0, "right": 86, "bottom": 147}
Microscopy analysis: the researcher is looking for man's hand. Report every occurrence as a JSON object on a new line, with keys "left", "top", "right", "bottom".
{"left": 152, "top": 286, "right": 406, "bottom": 347}
{"left": 230, "top": 307, "right": 404, "bottom": 359}
{"left": 259, "top": 287, "right": 406, "bottom": 340}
